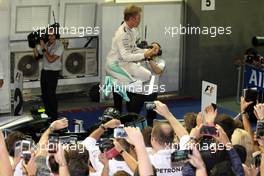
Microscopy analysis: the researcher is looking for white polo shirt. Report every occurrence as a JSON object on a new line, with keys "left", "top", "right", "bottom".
{"left": 37, "top": 39, "right": 64, "bottom": 71}
{"left": 82, "top": 137, "right": 133, "bottom": 176}
{"left": 149, "top": 149, "right": 183, "bottom": 176}
{"left": 82, "top": 137, "right": 103, "bottom": 175}
{"left": 109, "top": 159, "right": 133, "bottom": 175}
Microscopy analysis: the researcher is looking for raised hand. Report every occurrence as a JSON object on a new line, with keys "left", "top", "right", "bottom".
{"left": 254, "top": 103, "right": 264, "bottom": 120}
{"left": 203, "top": 105, "right": 217, "bottom": 124}
{"left": 153, "top": 101, "right": 172, "bottom": 118}
{"left": 104, "top": 119, "right": 121, "bottom": 129}
{"left": 124, "top": 127, "right": 144, "bottom": 147}
{"left": 240, "top": 96, "right": 253, "bottom": 113}
{"left": 188, "top": 147, "right": 205, "bottom": 170}
{"left": 50, "top": 118, "right": 68, "bottom": 130}
{"left": 214, "top": 124, "right": 232, "bottom": 149}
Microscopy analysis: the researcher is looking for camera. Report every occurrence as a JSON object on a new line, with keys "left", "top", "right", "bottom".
{"left": 113, "top": 125, "right": 127, "bottom": 138}
{"left": 137, "top": 41, "right": 162, "bottom": 56}
{"left": 59, "top": 135, "right": 78, "bottom": 145}
{"left": 244, "top": 48, "right": 264, "bottom": 64}
{"left": 243, "top": 88, "right": 259, "bottom": 123}
{"left": 98, "top": 138, "right": 115, "bottom": 153}
{"left": 243, "top": 88, "right": 258, "bottom": 103}
{"left": 27, "top": 23, "right": 60, "bottom": 48}
{"left": 98, "top": 107, "right": 121, "bottom": 122}
{"left": 256, "top": 120, "right": 264, "bottom": 138}
{"left": 252, "top": 151, "right": 261, "bottom": 167}
{"left": 48, "top": 133, "right": 59, "bottom": 153}
{"left": 98, "top": 139, "right": 120, "bottom": 159}
{"left": 200, "top": 125, "right": 218, "bottom": 137}
{"left": 105, "top": 147, "right": 120, "bottom": 159}
{"left": 252, "top": 36, "right": 264, "bottom": 46}
{"left": 144, "top": 101, "right": 156, "bottom": 110}
{"left": 171, "top": 150, "right": 192, "bottom": 162}
{"left": 137, "top": 40, "right": 148, "bottom": 49}
{"left": 14, "top": 140, "right": 31, "bottom": 157}
{"left": 22, "top": 151, "right": 31, "bottom": 164}
{"left": 14, "top": 140, "right": 32, "bottom": 164}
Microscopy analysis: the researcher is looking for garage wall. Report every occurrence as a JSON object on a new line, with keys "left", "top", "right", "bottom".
{"left": 182, "top": 0, "right": 264, "bottom": 98}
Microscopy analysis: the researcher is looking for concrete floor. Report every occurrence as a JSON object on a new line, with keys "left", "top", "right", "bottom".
{"left": 32, "top": 94, "right": 241, "bottom": 113}
{"left": 218, "top": 97, "right": 240, "bottom": 113}
{"left": 1, "top": 90, "right": 240, "bottom": 117}
{"left": 22, "top": 92, "right": 107, "bottom": 114}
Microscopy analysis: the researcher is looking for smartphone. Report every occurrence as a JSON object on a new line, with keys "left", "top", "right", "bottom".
{"left": 69, "top": 135, "right": 78, "bottom": 145}
{"left": 171, "top": 150, "right": 192, "bottom": 162}
{"left": 14, "top": 140, "right": 31, "bottom": 157}
{"left": 105, "top": 147, "right": 120, "bottom": 159}
{"left": 22, "top": 151, "right": 31, "bottom": 164}
{"left": 243, "top": 88, "right": 258, "bottom": 102}
{"left": 252, "top": 151, "right": 261, "bottom": 167}
{"left": 48, "top": 133, "right": 59, "bottom": 153}
{"left": 144, "top": 101, "right": 156, "bottom": 110}
{"left": 256, "top": 120, "right": 264, "bottom": 138}
{"left": 200, "top": 125, "right": 218, "bottom": 137}
{"left": 59, "top": 136, "right": 70, "bottom": 145}
{"left": 14, "top": 141, "right": 22, "bottom": 157}
{"left": 114, "top": 125, "right": 127, "bottom": 138}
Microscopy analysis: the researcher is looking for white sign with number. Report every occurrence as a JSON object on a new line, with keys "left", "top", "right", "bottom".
{"left": 201, "top": 0, "right": 215, "bottom": 11}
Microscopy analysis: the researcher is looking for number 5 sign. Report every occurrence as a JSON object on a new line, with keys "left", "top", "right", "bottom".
{"left": 201, "top": 0, "right": 215, "bottom": 11}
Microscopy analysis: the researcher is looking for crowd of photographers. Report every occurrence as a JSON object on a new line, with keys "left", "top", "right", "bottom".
{"left": 0, "top": 98, "right": 264, "bottom": 176}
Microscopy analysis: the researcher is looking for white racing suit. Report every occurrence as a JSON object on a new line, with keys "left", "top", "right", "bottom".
{"left": 106, "top": 22, "right": 151, "bottom": 85}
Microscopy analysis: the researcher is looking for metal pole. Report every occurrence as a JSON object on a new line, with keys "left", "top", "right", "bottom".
{"left": 236, "top": 66, "right": 242, "bottom": 104}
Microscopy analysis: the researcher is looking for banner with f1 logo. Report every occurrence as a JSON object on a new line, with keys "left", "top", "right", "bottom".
{"left": 201, "top": 81, "right": 217, "bottom": 112}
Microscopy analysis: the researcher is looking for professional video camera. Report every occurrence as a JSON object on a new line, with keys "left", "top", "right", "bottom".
{"left": 27, "top": 23, "right": 60, "bottom": 48}
{"left": 252, "top": 36, "right": 264, "bottom": 46}
{"left": 98, "top": 107, "right": 121, "bottom": 122}
{"left": 244, "top": 48, "right": 264, "bottom": 69}
{"left": 137, "top": 41, "right": 162, "bottom": 56}
{"left": 136, "top": 26, "right": 162, "bottom": 56}
{"left": 98, "top": 138, "right": 115, "bottom": 153}
{"left": 27, "top": 11, "right": 60, "bottom": 48}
